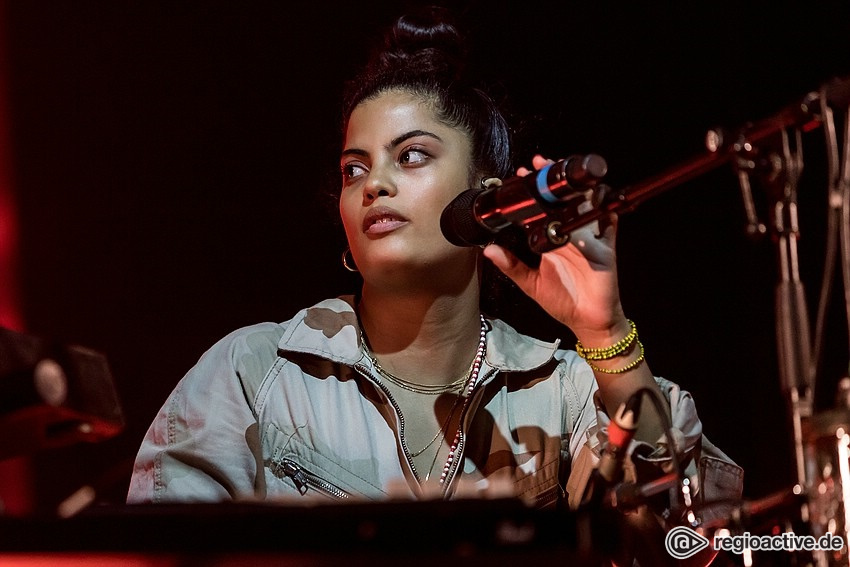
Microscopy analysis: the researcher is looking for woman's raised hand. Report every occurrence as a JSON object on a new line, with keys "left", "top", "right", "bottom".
{"left": 482, "top": 154, "right": 629, "bottom": 343}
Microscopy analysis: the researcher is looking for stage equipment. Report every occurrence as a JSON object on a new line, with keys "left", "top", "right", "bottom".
{"left": 0, "top": 498, "right": 596, "bottom": 566}
{"left": 720, "top": 76, "right": 850, "bottom": 566}
{"left": 0, "top": 327, "right": 124, "bottom": 461}
{"left": 442, "top": 74, "right": 850, "bottom": 564}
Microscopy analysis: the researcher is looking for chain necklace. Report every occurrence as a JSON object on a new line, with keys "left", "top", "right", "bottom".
{"left": 361, "top": 316, "right": 485, "bottom": 395}
{"left": 361, "top": 315, "right": 488, "bottom": 484}
{"left": 369, "top": 356, "right": 470, "bottom": 395}
{"left": 408, "top": 393, "right": 462, "bottom": 458}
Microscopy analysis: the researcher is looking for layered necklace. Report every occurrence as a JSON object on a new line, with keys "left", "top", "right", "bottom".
{"left": 369, "top": 353, "right": 471, "bottom": 395}
{"left": 362, "top": 315, "right": 488, "bottom": 484}
{"left": 408, "top": 394, "right": 462, "bottom": 459}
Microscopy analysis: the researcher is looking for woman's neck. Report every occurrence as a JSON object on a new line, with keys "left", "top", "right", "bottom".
{"left": 358, "top": 280, "right": 484, "bottom": 387}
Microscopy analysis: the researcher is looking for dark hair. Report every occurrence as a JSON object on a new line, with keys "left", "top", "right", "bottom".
{"left": 337, "top": 8, "right": 556, "bottom": 332}
{"left": 341, "top": 7, "right": 513, "bottom": 181}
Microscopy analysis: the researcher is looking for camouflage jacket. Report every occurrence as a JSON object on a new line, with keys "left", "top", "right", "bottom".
{"left": 127, "top": 296, "right": 742, "bottom": 512}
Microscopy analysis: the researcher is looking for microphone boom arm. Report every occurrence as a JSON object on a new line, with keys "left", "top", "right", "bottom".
{"left": 524, "top": 85, "right": 826, "bottom": 254}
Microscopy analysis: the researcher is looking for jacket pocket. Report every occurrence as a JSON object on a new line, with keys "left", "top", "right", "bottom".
{"left": 512, "top": 456, "right": 562, "bottom": 508}
{"left": 533, "top": 483, "right": 563, "bottom": 508}
{"left": 262, "top": 422, "right": 388, "bottom": 500}
{"left": 270, "top": 456, "right": 351, "bottom": 500}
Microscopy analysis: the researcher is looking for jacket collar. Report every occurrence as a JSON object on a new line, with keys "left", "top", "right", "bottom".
{"left": 278, "top": 296, "right": 560, "bottom": 373}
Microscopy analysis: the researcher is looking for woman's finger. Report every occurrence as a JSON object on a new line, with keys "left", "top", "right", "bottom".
{"left": 482, "top": 243, "right": 536, "bottom": 296}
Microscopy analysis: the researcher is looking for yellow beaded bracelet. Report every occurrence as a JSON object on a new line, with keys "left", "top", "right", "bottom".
{"left": 575, "top": 320, "right": 638, "bottom": 361}
{"left": 587, "top": 341, "right": 646, "bottom": 374}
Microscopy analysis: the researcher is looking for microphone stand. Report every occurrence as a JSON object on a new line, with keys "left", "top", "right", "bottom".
{"left": 812, "top": 79, "right": 850, "bottom": 387}
{"left": 531, "top": 76, "right": 850, "bottom": 555}
{"left": 734, "top": 126, "right": 815, "bottom": 490}
{"left": 533, "top": 89, "right": 821, "bottom": 484}
{"left": 534, "top": 83, "right": 849, "bottom": 487}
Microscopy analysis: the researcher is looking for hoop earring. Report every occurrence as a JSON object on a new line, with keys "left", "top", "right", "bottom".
{"left": 342, "top": 248, "right": 358, "bottom": 273}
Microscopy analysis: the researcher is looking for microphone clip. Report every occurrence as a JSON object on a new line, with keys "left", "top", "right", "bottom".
{"left": 440, "top": 154, "right": 611, "bottom": 256}
{"left": 509, "top": 155, "right": 612, "bottom": 255}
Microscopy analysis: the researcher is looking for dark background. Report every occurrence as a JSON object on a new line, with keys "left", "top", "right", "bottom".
{"left": 4, "top": 0, "right": 850, "bottom": 512}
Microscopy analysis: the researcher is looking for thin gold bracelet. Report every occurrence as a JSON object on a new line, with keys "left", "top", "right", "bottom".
{"left": 576, "top": 320, "right": 638, "bottom": 361}
{"left": 587, "top": 341, "right": 645, "bottom": 374}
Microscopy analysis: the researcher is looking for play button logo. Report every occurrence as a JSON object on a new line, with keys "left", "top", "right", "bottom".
{"left": 665, "top": 525, "right": 710, "bottom": 559}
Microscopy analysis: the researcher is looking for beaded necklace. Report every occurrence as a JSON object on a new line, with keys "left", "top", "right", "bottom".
{"left": 434, "top": 316, "right": 487, "bottom": 484}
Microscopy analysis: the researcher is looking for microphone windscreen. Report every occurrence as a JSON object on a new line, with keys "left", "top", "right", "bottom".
{"left": 440, "top": 189, "right": 494, "bottom": 246}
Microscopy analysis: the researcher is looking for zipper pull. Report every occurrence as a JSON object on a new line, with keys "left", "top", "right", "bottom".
{"left": 282, "top": 460, "right": 309, "bottom": 495}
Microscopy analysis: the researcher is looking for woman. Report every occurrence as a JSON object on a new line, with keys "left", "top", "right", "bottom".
{"left": 127, "top": 9, "right": 741, "bottom": 517}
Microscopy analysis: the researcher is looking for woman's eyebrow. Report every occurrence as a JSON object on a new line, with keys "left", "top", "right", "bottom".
{"left": 386, "top": 129, "right": 442, "bottom": 150}
{"left": 340, "top": 147, "right": 368, "bottom": 160}
{"left": 340, "top": 129, "right": 443, "bottom": 161}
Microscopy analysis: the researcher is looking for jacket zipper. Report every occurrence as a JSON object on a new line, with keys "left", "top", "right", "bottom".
{"left": 356, "top": 362, "right": 499, "bottom": 492}
{"left": 355, "top": 363, "right": 422, "bottom": 482}
{"left": 277, "top": 458, "right": 350, "bottom": 500}
{"left": 440, "top": 367, "right": 497, "bottom": 496}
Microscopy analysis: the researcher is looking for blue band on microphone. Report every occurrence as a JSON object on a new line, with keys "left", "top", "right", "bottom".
{"left": 536, "top": 163, "right": 558, "bottom": 203}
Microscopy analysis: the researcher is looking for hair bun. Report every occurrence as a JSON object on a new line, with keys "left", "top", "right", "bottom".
{"left": 373, "top": 7, "right": 467, "bottom": 80}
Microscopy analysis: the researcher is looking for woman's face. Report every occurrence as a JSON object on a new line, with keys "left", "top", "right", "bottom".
{"left": 340, "top": 89, "right": 479, "bottom": 284}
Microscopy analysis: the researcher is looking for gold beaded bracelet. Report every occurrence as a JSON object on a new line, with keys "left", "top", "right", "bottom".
{"left": 575, "top": 320, "right": 638, "bottom": 361}
{"left": 586, "top": 341, "right": 646, "bottom": 374}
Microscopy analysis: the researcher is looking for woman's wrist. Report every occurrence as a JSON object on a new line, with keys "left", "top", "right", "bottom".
{"left": 574, "top": 316, "right": 647, "bottom": 374}
{"left": 572, "top": 316, "right": 632, "bottom": 350}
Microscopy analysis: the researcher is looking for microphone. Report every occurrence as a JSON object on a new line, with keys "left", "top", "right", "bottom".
{"left": 440, "top": 154, "right": 608, "bottom": 247}
{"left": 597, "top": 393, "right": 642, "bottom": 486}
{"left": 579, "top": 392, "right": 642, "bottom": 509}
{"left": 576, "top": 392, "right": 647, "bottom": 563}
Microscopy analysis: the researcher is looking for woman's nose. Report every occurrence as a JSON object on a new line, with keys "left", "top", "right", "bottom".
{"left": 363, "top": 167, "right": 397, "bottom": 202}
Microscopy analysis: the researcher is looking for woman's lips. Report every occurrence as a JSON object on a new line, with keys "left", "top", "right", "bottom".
{"left": 365, "top": 218, "right": 409, "bottom": 234}
{"left": 363, "top": 206, "right": 409, "bottom": 235}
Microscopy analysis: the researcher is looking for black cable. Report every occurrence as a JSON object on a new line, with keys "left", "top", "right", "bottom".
{"left": 810, "top": 90, "right": 841, "bottom": 395}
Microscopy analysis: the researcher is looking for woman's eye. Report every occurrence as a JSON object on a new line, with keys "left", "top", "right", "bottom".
{"left": 400, "top": 149, "right": 429, "bottom": 165}
{"left": 341, "top": 163, "right": 367, "bottom": 182}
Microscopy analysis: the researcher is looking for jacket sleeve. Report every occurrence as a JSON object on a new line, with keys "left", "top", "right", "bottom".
{"left": 562, "top": 353, "right": 743, "bottom": 513}
{"left": 126, "top": 328, "right": 272, "bottom": 504}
